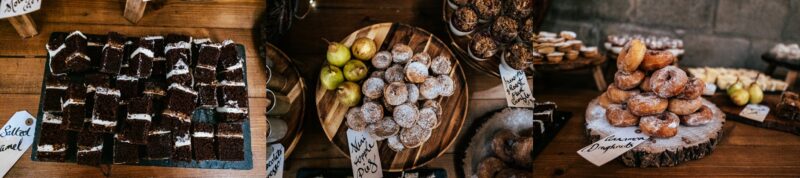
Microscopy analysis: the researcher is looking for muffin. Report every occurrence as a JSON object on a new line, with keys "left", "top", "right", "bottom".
{"left": 580, "top": 46, "right": 599, "bottom": 58}
{"left": 491, "top": 16, "right": 519, "bottom": 43}
{"left": 560, "top": 31, "right": 576, "bottom": 40}
{"left": 547, "top": 52, "right": 564, "bottom": 63}
{"left": 430, "top": 55, "right": 452, "bottom": 75}
{"left": 469, "top": 32, "right": 498, "bottom": 61}
{"left": 404, "top": 61, "right": 429, "bottom": 83}
{"left": 566, "top": 50, "right": 579, "bottom": 60}
{"left": 504, "top": 0, "right": 533, "bottom": 19}
{"left": 371, "top": 51, "right": 392, "bottom": 69}
{"left": 384, "top": 82, "right": 409, "bottom": 106}
{"left": 450, "top": 6, "right": 478, "bottom": 36}
{"left": 503, "top": 42, "right": 533, "bottom": 70}
{"left": 362, "top": 77, "right": 385, "bottom": 99}
{"left": 391, "top": 44, "right": 413, "bottom": 64}
{"left": 474, "top": 0, "right": 502, "bottom": 22}
{"left": 518, "top": 18, "right": 536, "bottom": 43}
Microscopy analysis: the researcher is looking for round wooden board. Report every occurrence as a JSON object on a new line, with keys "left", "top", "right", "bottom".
{"left": 265, "top": 43, "right": 306, "bottom": 159}
{"left": 441, "top": 0, "right": 607, "bottom": 76}
{"left": 584, "top": 97, "right": 726, "bottom": 167}
{"left": 315, "top": 23, "right": 470, "bottom": 171}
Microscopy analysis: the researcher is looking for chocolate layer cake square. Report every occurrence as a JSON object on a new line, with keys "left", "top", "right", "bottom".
{"left": 167, "top": 59, "right": 193, "bottom": 87}
{"left": 219, "top": 40, "right": 239, "bottom": 68}
{"left": 123, "top": 37, "right": 140, "bottom": 64}
{"left": 216, "top": 122, "right": 244, "bottom": 161}
{"left": 62, "top": 82, "right": 87, "bottom": 131}
{"left": 85, "top": 73, "right": 110, "bottom": 94}
{"left": 143, "top": 81, "right": 166, "bottom": 99}
{"left": 37, "top": 112, "right": 68, "bottom": 162}
{"left": 116, "top": 75, "right": 140, "bottom": 101}
{"left": 192, "top": 122, "right": 216, "bottom": 160}
{"left": 194, "top": 65, "right": 216, "bottom": 84}
{"left": 91, "top": 87, "right": 120, "bottom": 133}
{"left": 76, "top": 125, "right": 104, "bottom": 166}
{"left": 146, "top": 125, "right": 174, "bottom": 160}
{"left": 217, "top": 81, "right": 248, "bottom": 122}
{"left": 165, "top": 41, "right": 191, "bottom": 68}
{"left": 43, "top": 74, "right": 69, "bottom": 112}
{"left": 47, "top": 34, "right": 69, "bottom": 75}
{"left": 99, "top": 32, "right": 125, "bottom": 74}
{"left": 173, "top": 131, "right": 192, "bottom": 161}
{"left": 162, "top": 110, "right": 191, "bottom": 132}
{"left": 152, "top": 56, "right": 167, "bottom": 77}
{"left": 192, "top": 38, "right": 212, "bottom": 66}
{"left": 128, "top": 46, "right": 154, "bottom": 78}
{"left": 166, "top": 83, "right": 198, "bottom": 115}
{"left": 197, "top": 43, "right": 221, "bottom": 67}
{"left": 114, "top": 134, "right": 140, "bottom": 164}
{"left": 220, "top": 61, "right": 244, "bottom": 82}
{"left": 119, "top": 97, "right": 153, "bottom": 144}
{"left": 65, "top": 31, "right": 91, "bottom": 73}
{"left": 197, "top": 83, "right": 218, "bottom": 108}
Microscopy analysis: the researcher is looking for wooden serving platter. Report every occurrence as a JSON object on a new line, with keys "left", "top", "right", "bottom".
{"left": 315, "top": 23, "right": 469, "bottom": 171}
{"left": 708, "top": 93, "right": 800, "bottom": 136}
{"left": 584, "top": 98, "right": 727, "bottom": 167}
{"left": 264, "top": 43, "right": 306, "bottom": 158}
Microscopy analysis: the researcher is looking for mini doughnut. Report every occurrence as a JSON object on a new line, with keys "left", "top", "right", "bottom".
{"left": 668, "top": 97, "right": 703, "bottom": 115}
{"left": 639, "top": 112, "right": 680, "bottom": 138}
{"left": 627, "top": 92, "right": 668, "bottom": 116}
{"left": 605, "top": 104, "right": 639, "bottom": 127}
{"left": 399, "top": 125, "right": 431, "bottom": 148}
{"left": 384, "top": 82, "right": 409, "bottom": 106}
{"left": 650, "top": 66, "right": 688, "bottom": 98}
{"left": 393, "top": 103, "right": 419, "bottom": 128}
{"left": 681, "top": 105, "right": 713, "bottom": 126}
{"left": 391, "top": 44, "right": 413, "bottom": 63}
{"left": 616, "top": 39, "right": 646, "bottom": 74}
{"left": 360, "top": 101, "right": 384, "bottom": 123}
{"left": 598, "top": 92, "right": 613, "bottom": 109}
{"left": 371, "top": 51, "right": 392, "bottom": 69}
{"left": 640, "top": 75, "right": 654, "bottom": 92}
{"left": 614, "top": 70, "right": 645, "bottom": 90}
{"left": 420, "top": 77, "right": 442, "bottom": 99}
{"left": 640, "top": 50, "right": 675, "bottom": 71}
{"left": 417, "top": 107, "right": 439, "bottom": 129}
{"left": 384, "top": 64, "right": 405, "bottom": 83}
{"left": 606, "top": 84, "right": 640, "bottom": 104}
{"left": 405, "top": 61, "right": 429, "bottom": 83}
{"left": 362, "top": 77, "right": 385, "bottom": 99}
{"left": 430, "top": 55, "right": 452, "bottom": 75}
{"left": 678, "top": 78, "right": 705, "bottom": 100}
{"left": 491, "top": 130, "right": 515, "bottom": 163}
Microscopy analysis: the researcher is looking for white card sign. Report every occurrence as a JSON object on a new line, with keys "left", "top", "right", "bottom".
{"left": 0, "top": 0, "right": 41, "bottom": 19}
{"left": 0, "top": 111, "right": 36, "bottom": 176}
{"left": 498, "top": 58, "right": 535, "bottom": 108}
{"left": 346, "top": 129, "right": 382, "bottom": 178}
{"left": 703, "top": 83, "right": 717, "bottom": 96}
{"left": 739, "top": 104, "right": 769, "bottom": 122}
{"left": 266, "top": 144, "right": 285, "bottom": 178}
{"left": 577, "top": 127, "right": 649, "bottom": 166}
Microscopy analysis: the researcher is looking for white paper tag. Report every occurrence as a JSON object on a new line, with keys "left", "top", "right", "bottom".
{"left": 577, "top": 127, "right": 649, "bottom": 166}
{"left": 346, "top": 129, "right": 382, "bottom": 178}
{"left": 739, "top": 104, "right": 769, "bottom": 122}
{"left": 703, "top": 83, "right": 717, "bottom": 96}
{"left": 266, "top": 144, "right": 285, "bottom": 178}
{"left": 0, "top": 0, "right": 42, "bottom": 18}
{"left": 0, "top": 111, "right": 36, "bottom": 176}
{"left": 499, "top": 58, "right": 535, "bottom": 108}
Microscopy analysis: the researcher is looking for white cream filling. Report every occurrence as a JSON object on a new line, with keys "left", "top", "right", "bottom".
{"left": 42, "top": 113, "right": 63, "bottom": 124}
{"left": 149, "top": 130, "right": 171, "bottom": 135}
{"left": 219, "top": 80, "right": 246, "bottom": 86}
{"left": 143, "top": 36, "right": 164, "bottom": 40}
{"left": 216, "top": 106, "right": 248, "bottom": 114}
{"left": 153, "top": 56, "right": 166, "bottom": 61}
{"left": 224, "top": 61, "right": 243, "bottom": 71}
{"left": 131, "top": 47, "right": 155, "bottom": 58}
{"left": 192, "top": 132, "right": 214, "bottom": 138}
{"left": 116, "top": 74, "right": 138, "bottom": 81}
{"left": 174, "top": 133, "right": 191, "bottom": 147}
{"left": 166, "top": 60, "right": 190, "bottom": 78}
{"left": 61, "top": 98, "right": 85, "bottom": 108}
{"left": 201, "top": 43, "right": 222, "bottom": 49}
{"left": 165, "top": 41, "right": 191, "bottom": 52}
{"left": 193, "top": 38, "right": 211, "bottom": 44}
{"left": 196, "top": 64, "right": 216, "bottom": 71}
{"left": 96, "top": 87, "right": 121, "bottom": 96}
{"left": 91, "top": 115, "right": 117, "bottom": 127}
{"left": 168, "top": 83, "right": 198, "bottom": 95}
{"left": 66, "top": 52, "right": 90, "bottom": 62}
{"left": 127, "top": 114, "right": 152, "bottom": 121}
{"left": 38, "top": 144, "right": 66, "bottom": 152}
{"left": 215, "top": 134, "right": 243, "bottom": 138}
{"left": 222, "top": 40, "right": 235, "bottom": 46}
{"left": 46, "top": 43, "right": 66, "bottom": 58}
{"left": 78, "top": 145, "right": 103, "bottom": 153}
{"left": 66, "top": 31, "right": 87, "bottom": 40}
{"left": 46, "top": 85, "right": 68, "bottom": 90}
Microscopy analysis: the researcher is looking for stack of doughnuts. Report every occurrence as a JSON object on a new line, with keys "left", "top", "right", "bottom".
{"left": 599, "top": 39, "right": 712, "bottom": 138}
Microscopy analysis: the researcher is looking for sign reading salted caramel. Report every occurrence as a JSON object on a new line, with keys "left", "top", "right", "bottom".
{"left": 266, "top": 144, "right": 284, "bottom": 178}
{"left": 0, "top": 111, "right": 35, "bottom": 176}
{"left": 0, "top": 0, "right": 41, "bottom": 18}
{"left": 346, "top": 129, "right": 382, "bottom": 178}
{"left": 577, "top": 127, "right": 649, "bottom": 166}
{"left": 499, "top": 59, "right": 535, "bottom": 108}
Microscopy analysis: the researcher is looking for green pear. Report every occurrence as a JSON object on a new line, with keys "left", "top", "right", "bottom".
{"left": 351, "top": 37, "right": 377, "bottom": 60}
{"left": 728, "top": 81, "right": 744, "bottom": 95}
{"left": 326, "top": 41, "right": 351, "bottom": 67}
{"left": 320, "top": 65, "right": 345, "bottom": 90}
{"left": 337, "top": 81, "right": 361, "bottom": 107}
{"left": 730, "top": 89, "right": 750, "bottom": 106}
{"left": 748, "top": 83, "right": 764, "bottom": 104}
{"left": 343, "top": 60, "right": 369, "bottom": 81}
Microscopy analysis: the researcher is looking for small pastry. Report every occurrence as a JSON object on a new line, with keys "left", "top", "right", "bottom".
{"left": 650, "top": 66, "right": 688, "bottom": 98}
{"left": 580, "top": 46, "right": 599, "bottom": 58}
{"left": 504, "top": 0, "right": 533, "bottom": 19}
{"left": 450, "top": 6, "right": 478, "bottom": 36}
{"left": 491, "top": 16, "right": 519, "bottom": 43}
{"left": 391, "top": 44, "right": 413, "bottom": 64}
{"left": 535, "top": 43, "right": 555, "bottom": 54}
{"left": 410, "top": 52, "right": 431, "bottom": 65}
{"left": 430, "top": 55, "right": 452, "bottom": 75}
{"left": 518, "top": 18, "right": 536, "bottom": 43}
{"left": 560, "top": 31, "right": 577, "bottom": 40}
{"left": 474, "top": 0, "right": 501, "bottom": 22}
{"left": 367, "top": 117, "right": 399, "bottom": 141}
{"left": 681, "top": 105, "right": 713, "bottom": 126}
{"left": 371, "top": 51, "right": 392, "bottom": 69}
{"left": 503, "top": 42, "right": 533, "bottom": 70}
{"left": 383, "top": 82, "right": 409, "bottom": 106}
{"left": 420, "top": 77, "right": 442, "bottom": 99}
{"left": 628, "top": 92, "right": 668, "bottom": 116}
{"left": 616, "top": 39, "right": 646, "bottom": 74}
{"left": 404, "top": 61, "right": 429, "bottom": 83}
{"left": 668, "top": 97, "right": 703, "bottom": 115}
{"left": 384, "top": 64, "right": 405, "bottom": 83}
{"left": 566, "top": 50, "right": 579, "bottom": 60}
{"left": 606, "top": 104, "right": 639, "bottom": 127}
{"left": 423, "top": 100, "right": 443, "bottom": 117}
{"left": 556, "top": 42, "right": 571, "bottom": 52}
{"left": 361, "top": 101, "right": 384, "bottom": 123}
{"left": 614, "top": 70, "right": 645, "bottom": 90}
{"left": 640, "top": 50, "right": 675, "bottom": 71}
{"left": 416, "top": 107, "right": 439, "bottom": 129}
{"left": 606, "top": 84, "right": 640, "bottom": 103}
{"left": 362, "top": 77, "right": 385, "bottom": 99}
{"left": 546, "top": 52, "right": 564, "bottom": 63}
{"left": 387, "top": 135, "right": 405, "bottom": 152}
{"left": 406, "top": 83, "right": 420, "bottom": 103}
{"left": 438, "top": 75, "right": 455, "bottom": 97}
{"left": 538, "top": 31, "right": 557, "bottom": 38}
{"left": 345, "top": 107, "right": 366, "bottom": 131}
{"left": 469, "top": 32, "right": 498, "bottom": 61}
{"left": 399, "top": 125, "right": 431, "bottom": 148}
{"left": 568, "top": 40, "right": 583, "bottom": 50}
{"left": 393, "top": 103, "right": 419, "bottom": 128}
{"left": 639, "top": 112, "right": 680, "bottom": 138}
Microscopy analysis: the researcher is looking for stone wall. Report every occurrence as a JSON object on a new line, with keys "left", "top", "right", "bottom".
{"left": 541, "top": 0, "right": 800, "bottom": 74}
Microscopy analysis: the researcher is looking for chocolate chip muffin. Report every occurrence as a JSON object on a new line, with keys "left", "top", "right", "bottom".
{"left": 469, "top": 32, "right": 498, "bottom": 60}
{"left": 503, "top": 42, "right": 533, "bottom": 70}
{"left": 491, "top": 16, "right": 519, "bottom": 43}
{"left": 450, "top": 6, "right": 478, "bottom": 36}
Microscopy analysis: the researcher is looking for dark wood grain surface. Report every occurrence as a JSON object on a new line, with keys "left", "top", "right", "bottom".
{"left": 0, "top": 0, "right": 798, "bottom": 177}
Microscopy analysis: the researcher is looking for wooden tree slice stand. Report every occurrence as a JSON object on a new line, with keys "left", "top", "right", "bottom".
{"left": 708, "top": 93, "right": 800, "bottom": 136}
{"left": 315, "top": 23, "right": 469, "bottom": 171}
{"left": 584, "top": 98, "right": 727, "bottom": 167}
{"left": 265, "top": 43, "right": 306, "bottom": 158}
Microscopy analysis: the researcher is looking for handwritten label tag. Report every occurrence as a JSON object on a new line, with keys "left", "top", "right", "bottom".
{"left": 0, "top": 0, "right": 42, "bottom": 18}
{"left": 266, "top": 144, "right": 285, "bottom": 178}
{"left": 346, "top": 129, "right": 382, "bottom": 178}
{"left": 0, "top": 111, "right": 35, "bottom": 176}
{"left": 703, "top": 83, "right": 717, "bottom": 96}
{"left": 499, "top": 58, "right": 535, "bottom": 108}
{"left": 577, "top": 127, "right": 649, "bottom": 166}
{"left": 739, "top": 104, "right": 769, "bottom": 122}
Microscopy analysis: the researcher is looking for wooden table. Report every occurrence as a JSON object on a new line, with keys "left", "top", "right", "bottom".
{"left": 0, "top": 0, "right": 799, "bottom": 177}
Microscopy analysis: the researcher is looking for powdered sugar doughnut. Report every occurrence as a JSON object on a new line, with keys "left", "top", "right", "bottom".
{"left": 431, "top": 55, "right": 452, "bottom": 75}
{"left": 411, "top": 52, "right": 431, "bottom": 65}
{"left": 384, "top": 64, "right": 405, "bottom": 83}
{"left": 639, "top": 112, "right": 679, "bottom": 138}
{"left": 627, "top": 92, "right": 668, "bottom": 116}
{"left": 361, "top": 101, "right": 384, "bottom": 123}
{"left": 345, "top": 107, "right": 366, "bottom": 131}
{"left": 387, "top": 135, "right": 405, "bottom": 152}
{"left": 393, "top": 103, "right": 419, "bottom": 128}
{"left": 400, "top": 125, "right": 432, "bottom": 148}
{"left": 423, "top": 100, "right": 442, "bottom": 117}
{"left": 606, "top": 84, "right": 640, "bottom": 104}
{"left": 678, "top": 78, "right": 705, "bottom": 100}
{"left": 605, "top": 104, "right": 639, "bottom": 127}
{"left": 680, "top": 105, "right": 713, "bottom": 126}
{"left": 405, "top": 62, "right": 429, "bottom": 83}
{"left": 616, "top": 39, "right": 646, "bottom": 74}
{"left": 392, "top": 44, "right": 413, "bottom": 64}
{"left": 438, "top": 75, "right": 455, "bottom": 97}
{"left": 640, "top": 75, "right": 653, "bottom": 92}
{"left": 598, "top": 92, "right": 613, "bottom": 109}
{"left": 383, "top": 82, "right": 408, "bottom": 106}
{"left": 372, "top": 51, "right": 393, "bottom": 69}
{"left": 640, "top": 50, "right": 675, "bottom": 71}
{"left": 614, "top": 70, "right": 645, "bottom": 90}
{"left": 417, "top": 107, "right": 439, "bottom": 129}
{"left": 367, "top": 117, "right": 400, "bottom": 141}
{"left": 668, "top": 97, "right": 702, "bottom": 115}
{"left": 420, "top": 77, "right": 442, "bottom": 99}
{"left": 650, "top": 66, "right": 688, "bottom": 98}
{"left": 362, "top": 77, "right": 385, "bottom": 99}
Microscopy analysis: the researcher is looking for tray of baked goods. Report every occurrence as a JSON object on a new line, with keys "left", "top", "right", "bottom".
{"left": 315, "top": 23, "right": 469, "bottom": 171}
{"left": 708, "top": 92, "right": 800, "bottom": 136}
{"left": 443, "top": 0, "right": 604, "bottom": 77}
{"left": 459, "top": 102, "right": 569, "bottom": 178}
{"left": 32, "top": 31, "right": 253, "bottom": 169}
